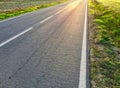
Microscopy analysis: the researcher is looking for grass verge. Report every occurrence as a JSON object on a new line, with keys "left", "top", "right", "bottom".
{"left": 89, "top": 0, "right": 120, "bottom": 87}
{"left": 0, "top": 0, "right": 68, "bottom": 21}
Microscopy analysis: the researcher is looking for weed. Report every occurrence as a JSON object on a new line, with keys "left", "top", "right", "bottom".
{"left": 0, "top": 0, "right": 68, "bottom": 20}
{"left": 89, "top": 0, "right": 120, "bottom": 87}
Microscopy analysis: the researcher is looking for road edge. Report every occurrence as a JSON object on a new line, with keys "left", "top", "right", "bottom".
{"left": 79, "top": 0, "right": 90, "bottom": 88}
{"left": 0, "top": 1, "right": 69, "bottom": 23}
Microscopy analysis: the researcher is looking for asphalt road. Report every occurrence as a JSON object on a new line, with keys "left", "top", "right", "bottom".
{"left": 0, "top": 0, "right": 87, "bottom": 88}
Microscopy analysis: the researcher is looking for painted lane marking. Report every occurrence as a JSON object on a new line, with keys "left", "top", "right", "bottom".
{"left": 0, "top": 15, "right": 54, "bottom": 48}
{"left": 54, "top": 6, "right": 67, "bottom": 15}
{"left": 0, "top": 11, "right": 35, "bottom": 23}
{"left": 0, "top": 27, "right": 33, "bottom": 47}
{"left": 40, "top": 15, "right": 53, "bottom": 24}
{"left": 55, "top": 10, "right": 64, "bottom": 15}
{"left": 79, "top": 1, "right": 88, "bottom": 88}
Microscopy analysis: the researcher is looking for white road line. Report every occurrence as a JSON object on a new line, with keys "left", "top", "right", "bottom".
{"left": 0, "top": 17, "right": 18, "bottom": 23}
{"left": 54, "top": 7, "right": 67, "bottom": 15}
{"left": 0, "top": 27, "right": 33, "bottom": 47}
{"left": 0, "top": 11, "right": 34, "bottom": 23}
{"left": 55, "top": 10, "right": 63, "bottom": 15}
{"left": 40, "top": 15, "right": 53, "bottom": 23}
{"left": 79, "top": 1, "right": 88, "bottom": 88}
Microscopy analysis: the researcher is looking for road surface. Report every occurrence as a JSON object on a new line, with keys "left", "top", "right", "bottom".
{"left": 0, "top": 0, "right": 88, "bottom": 88}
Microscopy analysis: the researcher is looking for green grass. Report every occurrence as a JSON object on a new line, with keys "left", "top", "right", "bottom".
{"left": 0, "top": 0, "right": 60, "bottom": 11}
{"left": 0, "top": 0, "right": 68, "bottom": 20}
{"left": 89, "top": 0, "right": 120, "bottom": 87}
